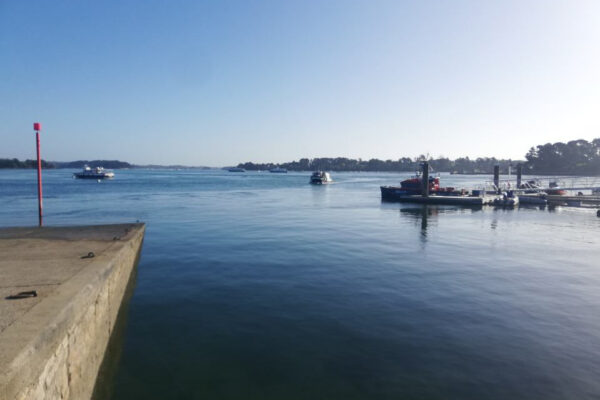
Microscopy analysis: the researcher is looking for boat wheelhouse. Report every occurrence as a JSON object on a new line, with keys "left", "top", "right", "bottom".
{"left": 73, "top": 165, "right": 115, "bottom": 179}
{"left": 310, "top": 171, "right": 332, "bottom": 184}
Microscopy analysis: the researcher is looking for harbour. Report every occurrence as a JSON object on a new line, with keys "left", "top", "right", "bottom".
{"left": 1, "top": 169, "right": 599, "bottom": 399}
{"left": 2, "top": 1, "right": 600, "bottom": 398}
{"left": 381, "top": 162, "right": 600, "bottom": 210}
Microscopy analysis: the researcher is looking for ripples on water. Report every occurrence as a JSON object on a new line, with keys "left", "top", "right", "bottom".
{"left": 1, "top": 170, "right": 599, "bottom": 399}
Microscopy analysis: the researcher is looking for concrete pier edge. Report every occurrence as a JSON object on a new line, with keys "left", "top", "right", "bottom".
{"left": 90, "top": 244, "right": 142, "bottom": 400}
{"left": 0, "top": 223, "right": 146, "bottom": 400}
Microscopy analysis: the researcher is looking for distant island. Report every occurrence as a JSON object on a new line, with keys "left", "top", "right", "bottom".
{"left": 53, "top": 160, "right": 133, "bottom": 169}
{"left": 237, "top": 138, "right": 600, "bottom": 176}
{"left": 0, "top": 159, "right": 211, "bottom": 170}
{"left": 0, "top": 158, "right": 56, "bottom": 169}
{"left": 2, "top": 138, "right": 598, "bottom": 176}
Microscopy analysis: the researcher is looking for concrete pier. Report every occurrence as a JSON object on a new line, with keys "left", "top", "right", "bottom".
{"left": 0, "top": 223, "right": 145, "bottom": 400}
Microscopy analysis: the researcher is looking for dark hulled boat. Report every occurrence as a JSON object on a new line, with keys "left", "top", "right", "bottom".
{"left": 380, "top": 174, "right": 464, "bottom": 201}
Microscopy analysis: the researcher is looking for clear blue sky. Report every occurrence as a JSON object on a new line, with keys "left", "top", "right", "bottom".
{"left": 1, "top": 0, "right": 599, "bottom": 166}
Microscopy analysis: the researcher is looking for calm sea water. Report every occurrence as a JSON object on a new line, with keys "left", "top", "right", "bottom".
{"left": 1, "top": 169, "right": 600, "bottom": 399}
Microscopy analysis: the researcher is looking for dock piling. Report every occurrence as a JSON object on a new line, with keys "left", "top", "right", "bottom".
{"left": 493, "top": 165, "right": 500, "bottom": 193}
{"left": 516, "top": 164, "right": 522, "bottom": 188}
{"left": 421, "top": 162, "right": 429, "bottom": 197}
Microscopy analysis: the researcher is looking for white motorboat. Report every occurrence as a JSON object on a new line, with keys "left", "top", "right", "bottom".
{"left": 493, "top": 193, "right": 519, "bottom": 207}
{"left": 310, "top": 171, "right": 332, "bottom": 184}
{"left": 73, "top": 165, "right": 114, "bottom": 179}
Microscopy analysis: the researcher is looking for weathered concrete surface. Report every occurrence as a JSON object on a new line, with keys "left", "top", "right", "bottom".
{"left": 0, "top": 223, "right": 145, "bottom": 400}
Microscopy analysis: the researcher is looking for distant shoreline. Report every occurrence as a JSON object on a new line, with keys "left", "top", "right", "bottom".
{"left": 3, "top": 134, "right": 599, "bottom": 177}
{"left": 0, "top": 159, "right": 212, "bottom": 170}
{"left": 0, "top": 164, "right": 596, "bottom": 177}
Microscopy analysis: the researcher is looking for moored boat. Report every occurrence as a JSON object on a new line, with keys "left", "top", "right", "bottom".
{"left": 380, "top": 173, "right": 465, "bottom": 200}
{"left": 492, "top": 192, "right": 519, "bottom": 207}
{"left": 73, "top": 165, "right": 114, "bottom": 179}
{"left": 269, "top": 167, "right": 288, "bottom": 173}
{"left": 518, "top": 193, "right": 547, "bottom": 205}
{"left": 545, "top": 181, "right": 567, "bottom": 196}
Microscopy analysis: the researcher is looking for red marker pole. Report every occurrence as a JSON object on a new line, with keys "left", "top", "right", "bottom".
{"left": 34, "top": 122, "right": 43, "bottom": 226}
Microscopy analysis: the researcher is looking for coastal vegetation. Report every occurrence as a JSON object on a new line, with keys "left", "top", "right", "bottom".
{"left": 52, "top": 160, "right": 133, "bottom": 169}
{"left": 2, "top": 139, "right": 598, "bottom": 175}
{"left": 238, "top": 138, "right": 600, "bottom": 176}
{"left": 0, "top": 159, "right": 131, "bottom": 169}
{"left": 0, "top": 159, "right": 211, "bottom": 170}
{"left": 525, "top": 139, "right": 600, "bottom": 175}
{"left": 237, "top": 157, "right": 519, "bottom": 174}
{"left": 0, "top": 158, "right": 55, "bottom": 169}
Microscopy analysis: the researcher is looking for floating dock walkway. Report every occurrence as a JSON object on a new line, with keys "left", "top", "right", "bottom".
{"left": 383, "top": 194, "right": 486, "bottom": 206}
{"left": 0, "top": 223, "right": 145, "bottom": 400}
{"left": 546, "top": 195, "right": 600, "bottom": 207}
{"left": 380, "top": 161, "right": 498, "bottom": 206}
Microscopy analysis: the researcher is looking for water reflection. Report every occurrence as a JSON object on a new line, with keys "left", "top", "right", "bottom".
{"left": 490, "top": 218, "right": 498, "bottom": 230}
{"left": 399, "top": 205, "right": 437, "bottom": 241}
{"left": 397, "top": 205, "right": 483, "bottom": 244}
{"left": 309, "top": 184, "right": 330, "bottom": 208}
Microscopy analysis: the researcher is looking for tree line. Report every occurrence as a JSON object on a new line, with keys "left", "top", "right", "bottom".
{"left": 0, "top": 159, "right": 132, "bottom": 169}
{"left": 0, "top": 158, "right": 56, "bottom": 169}
{"left": 238, "top": 157, "right": 518, "bottom": 174}
{"left": 237, "top": 138, "right": 600, "bottom": 175}
{"left": 2, "top": 138, "right": 598, "bottom": 175}
{"left": 525, "top": 139, "right": 600, "bottom": 175}
{"left": 52, "top": 160, "right": 133, "bottom": 169}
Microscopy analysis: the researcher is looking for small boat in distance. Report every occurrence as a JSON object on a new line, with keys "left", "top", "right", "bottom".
{"left": 228, "top": 167, "right": 246, "bottom": 172}
{"left": 492, "top": 192, "right": 519, "bottom": 207}
{"left": 310, "top": 171, "right": 332, "bottom": 184}
{"left": 545, "top": 181, "right": 567, "bottom": 196}
{"left": 269, "top": 167, "right": 288, "bottom": 173}
{"left": 73, "top": 165, "right": 115, "bottom": 179}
